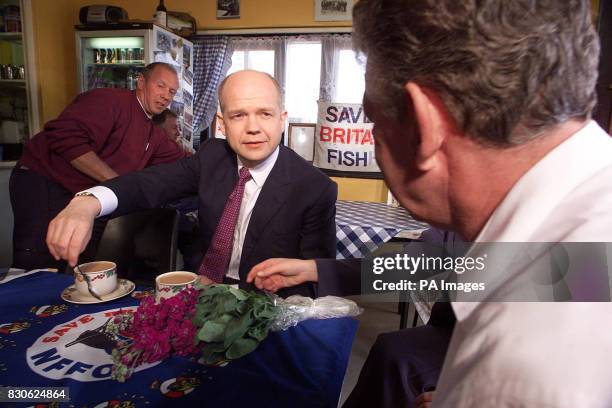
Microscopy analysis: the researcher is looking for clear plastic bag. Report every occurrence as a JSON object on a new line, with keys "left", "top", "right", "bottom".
{"left": 269, "top": 294, "right": 362, "bottom": 331}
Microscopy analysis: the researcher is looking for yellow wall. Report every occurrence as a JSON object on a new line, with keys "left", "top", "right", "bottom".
{"left": 331, "top": 176, "right": 388, "bottom": 202}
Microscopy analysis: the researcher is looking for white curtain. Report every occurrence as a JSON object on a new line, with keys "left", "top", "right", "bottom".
{"left": 228, "top": 36, "right": 287, "bottom": 96}
{"left": 319, "top": 34, "right": 353, "bottom": 102}
{"left": 228, "top": 34, "right": 355, "bottom": 106}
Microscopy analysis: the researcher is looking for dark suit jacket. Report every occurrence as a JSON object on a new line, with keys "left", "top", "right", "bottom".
{"left": 103, "top": 138, "right": 337, "bottom": 297}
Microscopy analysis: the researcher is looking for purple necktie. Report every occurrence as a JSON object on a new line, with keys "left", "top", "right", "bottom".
{"left": 199, "top": 167, "right": 252, "bottom": 283}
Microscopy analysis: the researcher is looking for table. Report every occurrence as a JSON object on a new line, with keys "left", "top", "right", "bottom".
{"left": 0, "top": 272, "right": 357, "bottom": 407}
{"left": 335, "top": 200, "right": 428, "bottom": 259}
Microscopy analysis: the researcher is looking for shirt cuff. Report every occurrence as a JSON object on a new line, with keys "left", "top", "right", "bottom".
{"left": 78, "top": 186, "right": 118, "bottom": 217}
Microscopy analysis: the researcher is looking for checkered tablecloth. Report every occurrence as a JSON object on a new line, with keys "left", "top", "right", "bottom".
{"left": 335, "top": 200, "right": 429, "bottom": 259}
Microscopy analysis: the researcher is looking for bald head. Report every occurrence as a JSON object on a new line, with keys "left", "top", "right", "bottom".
{"left": 218, "top": 70, "right": 283, "bottom": 113}
{"left": 216, "top": 69, "right": 287, "bottom": 168}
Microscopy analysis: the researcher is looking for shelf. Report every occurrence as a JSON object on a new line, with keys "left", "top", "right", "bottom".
{"left": 88, "top": 63, "right": 145, "bottom": 67}
{"left": 0, "top": 32, "right": 22, "bottom": 42}
{"left": 0, "top": 79, "right": 25, "bottom": 87}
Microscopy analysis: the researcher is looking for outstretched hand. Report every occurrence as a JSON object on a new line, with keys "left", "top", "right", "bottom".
{"left": 46, "top": 196, "right": 101, "bottom": 267}
{"left": 246, "top": 258, "right": 318, "bottom": 292}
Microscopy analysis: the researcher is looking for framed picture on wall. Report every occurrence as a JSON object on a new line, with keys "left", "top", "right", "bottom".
{"left": 288, "top": 123, "right": 316, "bottom": 162}
{"left": 314, "top": 0, "right": 353, "bottom": 21}
{"left": 217, "top": 0, "right": 240, "bottom": 19}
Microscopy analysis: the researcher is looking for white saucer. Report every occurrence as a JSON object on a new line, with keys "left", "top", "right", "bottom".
{"left": 61, "top": 279, "right": 135, "bottom": 304}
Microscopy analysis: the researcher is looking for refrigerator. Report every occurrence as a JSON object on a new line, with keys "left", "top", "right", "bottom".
{"left": 75, "top": 24, "right": 195, "bottom": 150}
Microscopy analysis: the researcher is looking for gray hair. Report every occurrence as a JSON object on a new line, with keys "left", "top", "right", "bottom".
{"left": 353, "top": 0, "right": 600, "bottom": 146}
{"left": 141, "top": 62, "right": 178, "bottom": 81}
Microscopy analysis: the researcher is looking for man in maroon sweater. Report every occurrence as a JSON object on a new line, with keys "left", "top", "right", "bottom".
{"left": 10, "top": 62, "right": 187, "bottom": 270}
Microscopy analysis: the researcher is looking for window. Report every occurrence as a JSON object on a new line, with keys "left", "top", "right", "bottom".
{"left": 285, "top": 41, "right": 322, "bottom": 123}
{"left": 225, "top": 34, "right": 365, "bottom": 134}
{"left": 227, "top": 50, "right": 275, "bottom": 77}
{"left": 334, "top": 49, "right": 365, "bottom": 104}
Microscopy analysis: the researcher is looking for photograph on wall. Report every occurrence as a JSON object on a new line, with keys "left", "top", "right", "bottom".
{"left": 183, "top": 44, "right": 192, "bottom": 70}
{"left": 154, "top": 50, "right": 180, "bottom": 66}
{"left": 183, "top": 69, "right": 193, "bottom": 86}
{"left": 183, "top": 90, "right": 193, "bottom": 108}
{"left": 314, "top": 0, "right": 353, "bottom": 21}
{"left": 184, "top": 111, "right": 193, "bottom": 127}
{"left": 170, "top": 100, "right": 184, "bottom": 117}
{"left": 288, "top": 123, "right": 316, "bottom": 162}
{"left": 183, "top": 126, "right": 193, "bottom": 142}
{"left": 156, "top": 30, "right": 172, "bottom": 52}
{"left": 217, "top": 0, "right": 240, "bottom": 19}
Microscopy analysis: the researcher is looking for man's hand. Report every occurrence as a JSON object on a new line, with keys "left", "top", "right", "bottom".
{"left": 199, "top": 275, "right": 215, "bottom": 285}
{"left": 246, "top": 258, "right": 318, "bottom": 292}
{"left": 46, "top": 196, "right": 101, "bottom": 267}
{"left": 415, "top": 391, "right": 435, "bottom": 408}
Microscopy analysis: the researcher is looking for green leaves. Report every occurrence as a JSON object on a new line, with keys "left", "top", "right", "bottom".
{"left": 198, "top": 321, "right": 226, "bottom": 342}
{"left": 193, "top": 284, "right": 278, "bottom": 365}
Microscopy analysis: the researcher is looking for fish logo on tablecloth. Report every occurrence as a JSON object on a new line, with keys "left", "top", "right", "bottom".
{"left": 30, "top": 304, "right": 69, "bottom": 318}
{"left": 160, "top": 376, "right": 200, "bottom": 398}
{"left": 26, "top": 308, "right": 159, "bottom": 382}
{"left": 0, "top": 321, "right": 30, "bottom": 334}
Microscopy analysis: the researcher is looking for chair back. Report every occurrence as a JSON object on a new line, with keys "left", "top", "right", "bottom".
{"left": 95, "top": 208, "right": 179, "bottom": 284}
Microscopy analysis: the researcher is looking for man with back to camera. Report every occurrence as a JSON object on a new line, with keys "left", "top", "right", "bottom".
{"left": 45, "top": 69, "right": 337, "bottom": 297}
{"left": 10, "top": 62, "right": 187, "bottom": 271}
{"left": 248, "top": 0, "right": 612, "bottom": 406}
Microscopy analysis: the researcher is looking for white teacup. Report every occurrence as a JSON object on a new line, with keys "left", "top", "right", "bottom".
{"left": 74, "top": 261, "right": 118, "bottom": 298}
{"left": 155, "top": 271, "right": 198, "bottom": 302}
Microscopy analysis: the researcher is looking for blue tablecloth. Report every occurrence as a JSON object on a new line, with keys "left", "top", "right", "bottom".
{"left": 336, "top": 200, "right": 428, "bottom": 259}
{"left": 0, "top": 272, "right": 357, "bottom": 407}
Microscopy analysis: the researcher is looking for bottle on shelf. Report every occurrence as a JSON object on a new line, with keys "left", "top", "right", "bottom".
{"left": 126, "top": 68, "right": 136, "bottom": 90}
{"left": 154, "top": 0, "right": 167, "bottom": 27}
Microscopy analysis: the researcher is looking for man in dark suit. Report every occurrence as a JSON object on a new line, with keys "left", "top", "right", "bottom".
{"left": 45, "top": 70, "right": 337, "bottom": 297}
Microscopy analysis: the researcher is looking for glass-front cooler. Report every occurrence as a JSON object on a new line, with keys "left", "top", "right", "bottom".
{"left": 75, "top": 26, "right": 195, "bottom": 150}
{"left": 77, "top": 31, "right": 148, "bottom": 92}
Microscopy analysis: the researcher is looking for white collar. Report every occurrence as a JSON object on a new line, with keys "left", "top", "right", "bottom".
{"left": 237, "top": 146, "right": 280, "bottom": 187}
{"left": 475, "top": 120, "right": 612, "bottom": 243}
{"left": 135, "top": 93, "right": 153, "bottom": 119}
{"left": 453, "top": 120, "right": 612, "bottom": 320}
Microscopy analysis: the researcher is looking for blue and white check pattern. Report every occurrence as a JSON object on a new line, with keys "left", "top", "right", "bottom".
{"left": 192, "top": 36, "right": 234, "bottom": 132}
{"left": 335, "top": 200, "right": 429, "bottom": 259}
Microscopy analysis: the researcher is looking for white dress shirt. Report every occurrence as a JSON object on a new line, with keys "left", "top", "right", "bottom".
{"left": 226, "top": 147, "right": 279, "bottom": 279}
{"left": 434, "top": 121, "right": 612, "bottom": 407}
{"left": 81, "top": 147, "right": 280, "bottom": 280}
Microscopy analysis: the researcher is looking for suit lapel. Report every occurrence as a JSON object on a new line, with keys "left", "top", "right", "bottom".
{"left": 240, "top": 148, "right": 293, "bottom": 268}
{"left": 205, "top": 148, "right": 238, "bottom": 227}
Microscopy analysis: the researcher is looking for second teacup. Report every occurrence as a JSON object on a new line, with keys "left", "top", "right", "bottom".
{"left": 155, "top": 271, "right": 198, "bottom": 302}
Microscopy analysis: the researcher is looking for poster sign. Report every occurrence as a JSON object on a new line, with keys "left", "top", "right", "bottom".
{"left": 313, "top": 101, "right": 380, "bottom": 173}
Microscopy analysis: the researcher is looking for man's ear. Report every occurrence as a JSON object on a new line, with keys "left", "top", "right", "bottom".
{"left": 217, "top": 112, "right": 227, "bottom": 135}
{"left": 136, "top": 74, "right": 145, "bottom": 91}
{"left": 404, "top": 82, "right": 447, "bottom": 172}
